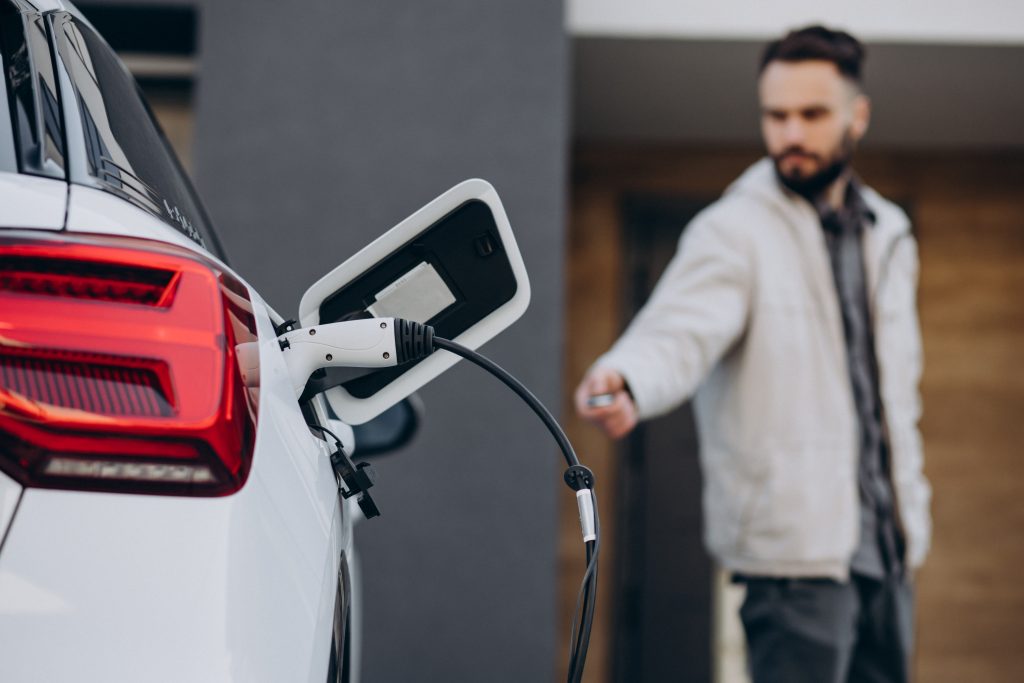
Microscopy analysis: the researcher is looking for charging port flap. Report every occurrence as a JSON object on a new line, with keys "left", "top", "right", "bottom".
{"left": 296, "top": 179, "right": 530, "bottom": 424}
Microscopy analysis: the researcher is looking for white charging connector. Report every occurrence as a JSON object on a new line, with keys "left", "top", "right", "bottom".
{"left": 576, "top": 489, "right": 597, "bottom": 543}
{"left": 278, "top": 318, "right": 400, "bottom": 397}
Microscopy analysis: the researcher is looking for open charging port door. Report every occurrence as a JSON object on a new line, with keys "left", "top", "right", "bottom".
{"left": 297, "top": 179, "right": 530, "bottom": 424}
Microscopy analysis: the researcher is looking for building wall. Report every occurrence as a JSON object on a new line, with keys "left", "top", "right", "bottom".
{"left": 192, "top": 2, "right": 568, "bottom": 681}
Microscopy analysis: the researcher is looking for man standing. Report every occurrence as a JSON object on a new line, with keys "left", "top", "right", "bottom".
{"left": 574, "top": 26, "right": 930, "bottom": 682}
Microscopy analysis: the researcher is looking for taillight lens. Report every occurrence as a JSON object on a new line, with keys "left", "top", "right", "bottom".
{"left": 0, "top": 233, "right": 259, "bottom": 496}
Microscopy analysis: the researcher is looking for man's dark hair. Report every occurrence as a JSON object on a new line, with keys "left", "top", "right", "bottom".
{"left": 760, "top": 25, "right": 866, "bottom": 84}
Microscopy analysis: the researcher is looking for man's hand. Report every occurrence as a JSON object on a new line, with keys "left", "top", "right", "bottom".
{"left": 574, "top": 367, "right": 638, "bottom": 439}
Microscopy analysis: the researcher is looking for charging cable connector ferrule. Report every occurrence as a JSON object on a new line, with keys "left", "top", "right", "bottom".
{"left": 576, "top": 489, "right": 597, "bottom": 543}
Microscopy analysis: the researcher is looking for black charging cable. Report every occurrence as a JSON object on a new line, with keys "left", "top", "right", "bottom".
{"left": 307, "top": 319, "right": 601, "bottom": 681}
{"left": 393, "top": 320, "right": 599, "bottom": 683}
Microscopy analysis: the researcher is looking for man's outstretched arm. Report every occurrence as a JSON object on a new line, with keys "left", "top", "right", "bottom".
{"left": 574, "top": 208, "right": 753, "bottom": 437}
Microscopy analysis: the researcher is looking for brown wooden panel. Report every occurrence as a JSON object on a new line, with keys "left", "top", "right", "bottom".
{"left": 558, "top": 186, "right": 625, "bottom": 683}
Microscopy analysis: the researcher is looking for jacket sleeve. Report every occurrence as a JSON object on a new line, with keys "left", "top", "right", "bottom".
{"left": 595, "top": 210, "right": 752, "bottom": 419}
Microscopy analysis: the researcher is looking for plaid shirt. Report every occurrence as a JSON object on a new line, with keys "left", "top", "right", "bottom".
{"left": 817, "top": 178, "right": 905, "bottom": 579}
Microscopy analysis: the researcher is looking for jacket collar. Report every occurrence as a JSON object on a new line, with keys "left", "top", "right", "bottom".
{"left": 725, "top": 157, "right": 912, "bottom": 322}
{"left": 725, "top": 158, "right": 905, "bottom": 238}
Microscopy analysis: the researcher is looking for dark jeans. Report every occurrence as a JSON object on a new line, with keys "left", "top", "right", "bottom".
{"left": 738, "top": 575, "right": 914, "bottom": 683}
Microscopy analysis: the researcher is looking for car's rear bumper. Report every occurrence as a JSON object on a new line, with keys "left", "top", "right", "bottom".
{"left": 0, "top": 482, "right": 345, "bottom": 682}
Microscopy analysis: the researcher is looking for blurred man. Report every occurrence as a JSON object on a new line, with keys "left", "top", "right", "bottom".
{"left": 574, "top": 26, "right": 930, "bottom": 683}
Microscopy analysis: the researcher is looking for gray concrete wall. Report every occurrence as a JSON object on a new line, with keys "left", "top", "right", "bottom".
{"left": 193, "top": 1, "right": 567, "bottom": 680}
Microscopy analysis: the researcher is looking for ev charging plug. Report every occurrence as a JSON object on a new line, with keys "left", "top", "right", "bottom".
{"left": 278, "top": 317, "right": 433, "bottom": 397}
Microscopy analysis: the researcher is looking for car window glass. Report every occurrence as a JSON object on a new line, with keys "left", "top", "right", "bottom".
{"left": 55, "top": 16, "right": 217, "bottom": 253}
{"left": 0, "top": 12, "right": 65, "bottom": 177}
{"left": 0, "top": 19, "right": 17, "bottom": 173}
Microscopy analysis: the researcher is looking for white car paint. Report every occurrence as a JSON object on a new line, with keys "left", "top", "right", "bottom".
{"left": 0, "top": 472, "right": 20, "bottom": 544}
{"left": 65, "top": 183, "right": 224, "bottom": 258}
{"left": 0, "top": 172, "right": 66, "bottom": 230}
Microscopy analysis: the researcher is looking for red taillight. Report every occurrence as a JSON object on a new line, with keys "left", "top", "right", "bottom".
{"left": 0, "top": 255, "right": 178, "bottom": 305}
{"left": 0, "top": 233, "right": 259, "bottom": 496}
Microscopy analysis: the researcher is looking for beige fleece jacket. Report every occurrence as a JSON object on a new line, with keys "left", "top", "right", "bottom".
{"left": 596, "top": 158, "right": 931, "bottom": 580}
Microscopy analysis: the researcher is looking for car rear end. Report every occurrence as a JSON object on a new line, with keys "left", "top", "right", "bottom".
{"left": 0, "top": 2, "right": 351, "bottom": 680}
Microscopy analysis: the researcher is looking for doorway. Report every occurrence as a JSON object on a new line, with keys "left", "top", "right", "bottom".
{"left": 611, "top": 196, "right": 713, "bottom": 682}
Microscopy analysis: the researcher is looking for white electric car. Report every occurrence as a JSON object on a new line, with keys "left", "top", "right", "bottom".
{"left": 0, "top": 2, "right": 530, "bottom": 681}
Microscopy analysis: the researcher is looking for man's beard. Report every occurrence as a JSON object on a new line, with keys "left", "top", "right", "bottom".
{"left": 772, "top": 131, "right": 855, "bottom": 201}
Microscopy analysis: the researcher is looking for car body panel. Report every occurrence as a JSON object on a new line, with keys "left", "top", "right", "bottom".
{"left": 0, "top": 171, "right": 66, "bottom": 229}
{"left": 0, "top": 471, "right": 20, "bottom": 545}
{"left": 65, "top": 183, "right": 217, "bottom": 257}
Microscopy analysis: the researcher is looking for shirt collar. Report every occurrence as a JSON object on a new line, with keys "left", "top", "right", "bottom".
{"left": 815, "top": 175, "right": 877, "bottom": 231}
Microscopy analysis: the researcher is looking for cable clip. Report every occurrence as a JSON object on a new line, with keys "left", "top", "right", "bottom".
{"left": 565, "top": 465, "right": 597, "bottom": 544}
{"left": 329, "top": 444, "right": 381, "bottom": 519}
{"left": 563, "top": 465, "right": 595, "bottom": 491}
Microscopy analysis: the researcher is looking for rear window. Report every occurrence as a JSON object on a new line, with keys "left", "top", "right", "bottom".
{"left": 0, "top": 10, "right": 65, "bottom": 177}
{"left": 0, "top": 27, "right": 15, "bottom": 174}
{"left": 53, "top": 15, "right": 219, "bottom": 253}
